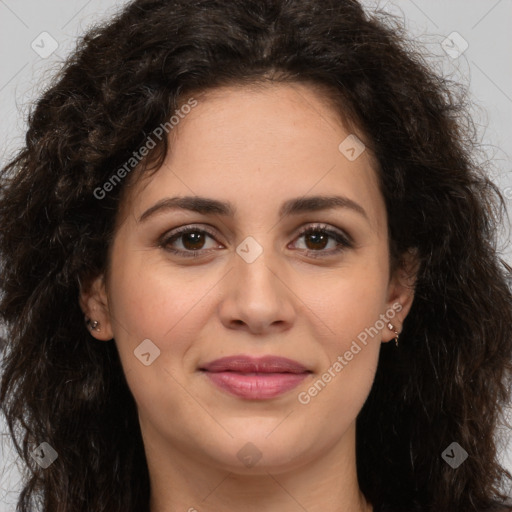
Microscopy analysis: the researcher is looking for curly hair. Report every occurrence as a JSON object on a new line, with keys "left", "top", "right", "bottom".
{"left": 1, "top": 0, "right": 512, "bottom": 511}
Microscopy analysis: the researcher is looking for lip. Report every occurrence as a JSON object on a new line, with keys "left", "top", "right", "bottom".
{"left": 200, "top": 355, "right": 312, "bottom": 400}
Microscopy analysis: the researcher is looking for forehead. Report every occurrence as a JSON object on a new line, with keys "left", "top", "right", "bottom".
{"left": 118, "top": 82, "right": 385, "bottom": 231}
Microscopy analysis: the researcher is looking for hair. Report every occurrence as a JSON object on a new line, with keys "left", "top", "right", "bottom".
{"left": 1, "top": 0, "right": 511, "bottom": 511}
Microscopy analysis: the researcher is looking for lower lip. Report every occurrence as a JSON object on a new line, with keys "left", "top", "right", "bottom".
{"left": 204, "top": 371, "right": 310, "bottom": 399}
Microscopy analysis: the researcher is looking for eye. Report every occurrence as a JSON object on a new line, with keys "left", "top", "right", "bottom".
{"left": 159, "top": 225, "right": 221, "bottom": 258}
{"left": 159, "top": 223, "right": 353, "bottom": 259}
{"left": 290, "top": 224, "right": 353, "bottom": 258}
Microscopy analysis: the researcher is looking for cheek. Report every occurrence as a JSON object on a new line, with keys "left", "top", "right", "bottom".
{"left": 299, "top": 281, "right": 384, "bottom": 423}
{"left": 108, "top": 237, "right": 207, "bottom": 335}
{"left": 106, "top": 260, "right": 205, "bottom": 423}
{"left": 297, "top": 255, "right": 388, "bottom": 406}
{"left": 106, "top": 249, "right": 201, "bottom": 376}
{"left": 305, "top": 255, "right": 389, "bottom": 345}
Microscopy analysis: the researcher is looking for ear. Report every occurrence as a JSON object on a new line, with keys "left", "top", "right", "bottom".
{"left": 382, "top": 248, "right": 419, "bottom": 343}
{"left": 79, "top": 274, "right": 114, "bottom": 341}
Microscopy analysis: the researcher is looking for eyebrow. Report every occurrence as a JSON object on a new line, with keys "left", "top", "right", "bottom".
{"left": 137, "top": 194, "right": 368, "bottom": 223}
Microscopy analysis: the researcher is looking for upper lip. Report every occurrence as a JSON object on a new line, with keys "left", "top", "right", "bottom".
{"left": 200, "top": 355, "right": 311, "bottom": 374}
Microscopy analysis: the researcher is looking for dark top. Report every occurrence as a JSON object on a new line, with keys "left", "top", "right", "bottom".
{"left": 372, "top": 502, "right": 512, "bottom": 512}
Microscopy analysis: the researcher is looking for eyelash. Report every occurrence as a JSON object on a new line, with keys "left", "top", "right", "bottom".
{"left": 159, "top": 223, "right": 353, "bottom": 259}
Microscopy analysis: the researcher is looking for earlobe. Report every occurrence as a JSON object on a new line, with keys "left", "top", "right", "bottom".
{"left": 383, "top": 249, "right": 419, "bottom": 345}
{"left": 79, "top": 274, "right": 114, "bottom": 341}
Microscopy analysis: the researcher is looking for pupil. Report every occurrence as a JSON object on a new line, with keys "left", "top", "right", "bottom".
{"left": 183, "top": 232, "right": 204, "bottom": 250}
{"left": 307, "top": 231, "right": 327, "bottom": 250}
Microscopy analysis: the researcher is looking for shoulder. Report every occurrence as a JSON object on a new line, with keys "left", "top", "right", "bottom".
{"left": 485, "top": 503, "right": 512, "bottom": 512}
{"left": 373, "top": 502, "right": 512, "bottom": 512}
{"left": 465, "top": 503, "right": 512, "bottom": 512}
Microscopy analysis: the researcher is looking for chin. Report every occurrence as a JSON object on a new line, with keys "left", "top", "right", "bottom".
{"left": 201, "top": 427, "right": 317, "bottom": 474}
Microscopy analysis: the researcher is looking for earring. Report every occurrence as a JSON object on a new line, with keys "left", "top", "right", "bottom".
{"left": 387, "top": 322, "right": 400, "bottom": 348}
{"left": 85, "top": 317, "right": 101, "bottom": 331}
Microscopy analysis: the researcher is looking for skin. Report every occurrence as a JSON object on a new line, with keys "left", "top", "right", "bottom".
{"left": 80, "top": 82, "right": 417, "bottom": 512}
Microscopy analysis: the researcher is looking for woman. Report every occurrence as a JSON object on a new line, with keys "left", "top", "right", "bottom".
{"left": 1, "top": 0, "right": 511, "bottom": 511}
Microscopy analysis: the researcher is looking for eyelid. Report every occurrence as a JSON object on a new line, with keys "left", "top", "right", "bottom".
{"left": 159, "top": 222, "right": 354, "bottom": 258}
{"left": 294, "top": 223, "right": 354, "bottom": 246}
{"left": 291, "top": 223, "right": 354, "bottom": 259}
{"left": 158, "top": 223, "right": 221, "bottom": 251}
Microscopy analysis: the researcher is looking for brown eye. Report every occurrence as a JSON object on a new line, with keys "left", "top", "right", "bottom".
{"left": 302, "top": 230, "right": 330, "bottom": 250}
{"left": 292, "top": 224, "right": 353, "bottom": 258}
{"left": 160, "top": 226, "right": 221, "bottom": 258}
{"left": 176, "top": 231, "right": 207, "bottom": 251}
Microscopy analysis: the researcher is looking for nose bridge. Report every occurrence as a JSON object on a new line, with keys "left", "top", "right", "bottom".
{"left": 218, "top": 232, "right": 296, "bottom": 333}
{"left": 234, "top": 233, "right": 282, "bottom": 303}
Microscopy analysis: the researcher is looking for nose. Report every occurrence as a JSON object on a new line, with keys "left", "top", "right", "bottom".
{"left": 217, "top": 244, "right": 297, "bottom": 335}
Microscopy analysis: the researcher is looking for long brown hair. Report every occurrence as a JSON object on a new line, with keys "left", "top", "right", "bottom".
{"left": 1, "top": 1, "right": 511, "bottom": 511}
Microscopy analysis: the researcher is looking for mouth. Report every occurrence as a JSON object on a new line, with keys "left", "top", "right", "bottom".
{"left": 199, "top": 355, "right": 312, "bottom": 400}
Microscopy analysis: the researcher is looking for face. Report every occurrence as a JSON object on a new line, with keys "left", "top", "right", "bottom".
{"left": 81, "top": 82, "right": 415, "bottom": 476}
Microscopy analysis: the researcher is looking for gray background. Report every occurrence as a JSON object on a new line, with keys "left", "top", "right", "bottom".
{"left": 1, "top": 0, "right": 511, "bottom": 509}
